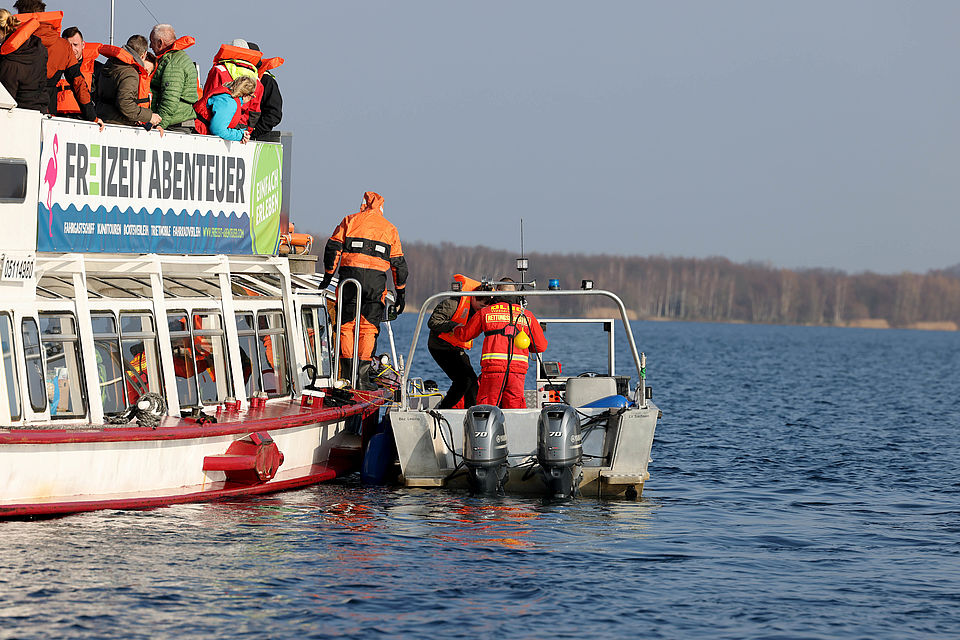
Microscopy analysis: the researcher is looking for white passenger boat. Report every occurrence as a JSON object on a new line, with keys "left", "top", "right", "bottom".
{"left": 387, "top": 277, "right": 661, "bottom": 499}
{"left": 0, "top": 87, "right": 390, "bottom": 518}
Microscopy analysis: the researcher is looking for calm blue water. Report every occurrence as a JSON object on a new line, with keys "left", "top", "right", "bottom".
{"left": 2, "top": 318, "right": 959, "bottom": 639}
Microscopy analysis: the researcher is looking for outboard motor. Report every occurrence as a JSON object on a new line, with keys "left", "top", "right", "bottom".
{"left": 537, "top": 405, "right": 583, "bottom": 498}
{"left": 463, "top": 405, "right": 509, "bottom": 494}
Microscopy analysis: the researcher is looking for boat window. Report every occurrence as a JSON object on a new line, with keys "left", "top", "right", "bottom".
{"left": 235, "top": 312, "right": 261, "bottom": 398}
{"left": 119, "top": 313, "right": 163, "bottom": 405}
{"left": 0, "top": 314, "right": 21, "bottom": 421}
{"left": 92, "top": 313, "right": 127, "bottom": 415}
{"left": 0, "top": 159, "right": 28, "bottom": 203}
{"left": 192, "top": 312, "right": 232, "bottom": 404}
{"left": 21, "top": 318, "right": 46, "bottom": 413}
{"left": 168, "top": 312, "right": 199, "bottom": 408}
{"left": 39, "top": 313, "right": 87, "bottom": 419}
{"left": 257, "top": 311, "right": 291, "bottom": 397}
{"left": 301, "top": 306, "right": 332, "bottom": 377}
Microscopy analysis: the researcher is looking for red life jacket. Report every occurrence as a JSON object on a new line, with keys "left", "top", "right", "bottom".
{"left": 0, "top": 17, "right": 38, "bottom": 55}
{"left": 258, "top": 56, "right": 284, "bottom": 78}
{"left": 97, "top": 44, "right": 152, "bottom": 119}
{"left": 55, "top": 41, "right": 101, "bottom": 114}
{"left": 193, "top": 85, "right": 242, "bottom": 135}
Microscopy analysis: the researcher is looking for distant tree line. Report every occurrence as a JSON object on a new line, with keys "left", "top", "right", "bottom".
{"left": 310, "top": 237, "right": 960, "bottom": 328}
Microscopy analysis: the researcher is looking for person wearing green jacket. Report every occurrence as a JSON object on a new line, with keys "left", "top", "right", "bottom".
{"left": 148, "top": 23, "right": 199, "bottom": 131}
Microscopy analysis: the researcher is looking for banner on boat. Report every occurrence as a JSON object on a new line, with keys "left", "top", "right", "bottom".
{"left": 36, "top": 119, "right": 283, "bottom": 255}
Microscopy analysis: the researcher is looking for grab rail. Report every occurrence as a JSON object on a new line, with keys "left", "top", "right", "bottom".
{"left": 332, "top": 278, "right": 362, "bottom": 389}
{"left": 401, "top": 289, "right": 646, "bottom": 408}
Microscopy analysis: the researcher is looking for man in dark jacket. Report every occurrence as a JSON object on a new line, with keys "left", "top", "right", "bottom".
{"left": 246, "top": 42, "right": 282, "bottom": 141}
{"left": 0, "top": 14, "right": 48, "bottom": 111}
{"left": 97, "top": 35, "right": 161, "bottom": 127}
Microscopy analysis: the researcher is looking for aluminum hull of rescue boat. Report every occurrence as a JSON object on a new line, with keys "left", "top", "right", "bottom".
{"left": 391, "top": 403, "right": 658, "bottom": 498}
{"left": 391, "top": 287, "right": 661, "bottom": 499}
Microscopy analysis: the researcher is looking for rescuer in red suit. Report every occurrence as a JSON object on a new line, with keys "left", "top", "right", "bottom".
{"left": 454, "top": 279, "right": 547, "bottom": 409}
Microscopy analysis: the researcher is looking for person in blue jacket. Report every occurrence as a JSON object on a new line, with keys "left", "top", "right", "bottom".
{"left": 195, "top": 75, "right": 255, "bottom": 142}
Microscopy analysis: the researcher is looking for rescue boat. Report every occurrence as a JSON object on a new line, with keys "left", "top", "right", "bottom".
{"left": 383, "top": 273, "right": 661, "bottom": 499}
{"left": 0, "top": 85, "right": 391, "bottom": 518}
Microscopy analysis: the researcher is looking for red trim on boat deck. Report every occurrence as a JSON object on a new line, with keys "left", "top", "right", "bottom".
{"left": 0, "top": 463, "right": 342, "bottom": 518}
{"left": 0, "top": 391, "right": 390, "bottom": 445}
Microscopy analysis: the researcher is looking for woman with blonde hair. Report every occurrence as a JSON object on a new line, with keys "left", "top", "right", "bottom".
{"left": 0, "top": 8, "right": 48, "bottom": 111}
{"left": 194, "top": 75, "right": 257, "bottom": 143}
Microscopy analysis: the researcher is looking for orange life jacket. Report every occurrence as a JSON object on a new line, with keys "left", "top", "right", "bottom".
{"left": 0, "top": 17, "right": 38, "bottom": 56}
{"left": 97, "top": 44, "right": 152, "bottom": 117}
{"left": 258, "top": 56, "right": 284, "bottom": 78}
{"left": 55, "top": 41, "right": 100, "bottom": 114}
{"left": 212, "top": 44, "right": 262, "bottom": 69}
{"left": 157, "top": 35, "right": 194, "bottom": 59}
{"left": 12, "top": 10, "right": 62, "bottom": 32}
{"left": 437, "top": 274, "right": 483, "bottom": 350}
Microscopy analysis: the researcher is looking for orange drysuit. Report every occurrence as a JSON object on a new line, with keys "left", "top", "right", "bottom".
{"left": 322, "top": 192, "right": 408, "bottom": 362}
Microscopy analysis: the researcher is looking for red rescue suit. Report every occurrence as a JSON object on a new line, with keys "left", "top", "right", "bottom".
{"left": 455, "top": 300, "right": 547, "bottom": 409}
{"left": 322, "top": 192, "right": 408, "bottom": 362}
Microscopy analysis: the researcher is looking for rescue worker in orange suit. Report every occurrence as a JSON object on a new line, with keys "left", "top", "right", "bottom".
{"left": 320, "top": 192, "right": 408, "bottom": 389}
{"left": 427, "top": 275, "right": 485, "bottom": 409}
{"left": 12, "top": 0, "right": 102, "bottom": 127}
{"left": 454, "top": 279, "right": 547, "bottom": 409}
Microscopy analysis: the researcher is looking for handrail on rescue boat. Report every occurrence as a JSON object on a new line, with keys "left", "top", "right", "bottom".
{"left": 400, "top": 289, "right": 645, "bottom": 407}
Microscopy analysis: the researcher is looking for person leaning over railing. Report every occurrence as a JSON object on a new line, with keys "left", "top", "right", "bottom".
{"left": 193, "top": 76, "right": 255, "bottom": 143}
{"left": 148, "top": 22, "right": 198, "bottom": 132}
{"left": 97, "top": 35, "right": 162, "bottom": 129}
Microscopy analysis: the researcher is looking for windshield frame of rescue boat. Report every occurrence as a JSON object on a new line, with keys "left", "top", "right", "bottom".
{"left": 400, "top": 289, "right": 644, "bottom": 406}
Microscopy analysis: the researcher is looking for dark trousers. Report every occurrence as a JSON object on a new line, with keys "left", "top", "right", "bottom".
{"left": 428, "top": 343, "right": 478, "bottom": 409}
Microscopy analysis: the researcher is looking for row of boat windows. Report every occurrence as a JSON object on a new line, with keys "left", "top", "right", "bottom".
{"left": 0, "top": 306, "right": 333, "bottom": 421}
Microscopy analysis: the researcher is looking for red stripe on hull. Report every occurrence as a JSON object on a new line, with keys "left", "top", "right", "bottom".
{"left": 0, "top": 463, "right": 343, "bottom": 518}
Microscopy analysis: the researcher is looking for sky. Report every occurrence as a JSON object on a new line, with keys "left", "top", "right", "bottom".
{"left": 67, "top": 0, "right": 960, "bottom": 274}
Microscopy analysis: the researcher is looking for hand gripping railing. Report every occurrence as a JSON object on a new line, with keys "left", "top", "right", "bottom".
{"left": 400, "top": 288, "right": 647, "bottom": 408}
{"left": 332, "top": 278, "right": 362, "bottom": 389}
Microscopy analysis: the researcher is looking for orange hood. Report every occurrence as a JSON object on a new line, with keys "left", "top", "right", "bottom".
{"left": 361, "top": 191, "right": 384, "bottom": 213}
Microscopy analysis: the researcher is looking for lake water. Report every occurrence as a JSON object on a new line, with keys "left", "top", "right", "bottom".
{"left": 2, "top": 318, "right": 958, "bottom": 639}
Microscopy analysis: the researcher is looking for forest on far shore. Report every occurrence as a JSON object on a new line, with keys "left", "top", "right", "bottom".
{"left": 387, "top": 242, "right": 960, "bottom": 330}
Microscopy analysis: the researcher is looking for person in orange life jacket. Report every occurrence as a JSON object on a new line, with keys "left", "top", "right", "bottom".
{"left": 320, "top": 192, "right": 408, "bottom": 388}
{"left": 12, "top": 0, "right": 102, "bottom": 127}
{"left": 198, "top": 38, "right": 262, "bottom": 134}
{"left": 427, "top": 276, "right": 487, "bottom": 409}
{"left": 245, "top": 41, "right": 282, "bottom": 141}
{"left": 148, "top": 23, "right": 199, "bottom": 132}
{"left": 0, "top": 9, "right": 47, "bottom": 111}
{"left": 194, "top": 76, "right": 255, "bottom": 143}
{"left": 55, "top": 26, "right": 100, "bottom": 117}
{"left": 96, "top": 35, "right": 162, "bottom": 128}
{"left": 454, "top": 278, "right": 548, "bottom": 409}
